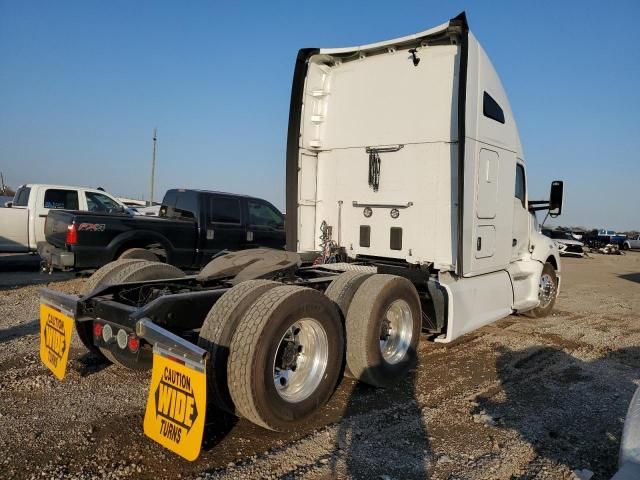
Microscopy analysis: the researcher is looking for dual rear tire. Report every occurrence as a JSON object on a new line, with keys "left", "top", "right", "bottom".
{"left": 199, "top": 272, "right": 421, "bottom": 431}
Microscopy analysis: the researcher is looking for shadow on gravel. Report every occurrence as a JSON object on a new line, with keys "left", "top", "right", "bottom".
{"left": 331, "top": 363, "right": 430, "bottom": 479}
{"left": 0, "top": 254, "right": 75, "bottom": 290}
{"left": 476, "top": 346, "right": 640, "bottom": 479}
{"left": 74, "top": 351, "right": 112, "bottom": 377}
{"left": 619, "top": 273, "right": 640, "bottom": 284}
{"left": 0, "top": 318, "right": 39, "bottom": 344}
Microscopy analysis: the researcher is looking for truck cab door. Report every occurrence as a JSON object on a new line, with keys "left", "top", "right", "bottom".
{"left": 245, "top": 199, "right": 286, "bottom": 250}
{"left": 201, "top": 195, "right": 246, "bottom": 263}
{"left": 511, "top": 163, "right": 529, "bottom": 261}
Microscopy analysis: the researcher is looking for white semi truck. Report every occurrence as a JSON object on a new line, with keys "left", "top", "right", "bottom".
{"left": 38, "top": 13, "right": 563, "bottom": 460}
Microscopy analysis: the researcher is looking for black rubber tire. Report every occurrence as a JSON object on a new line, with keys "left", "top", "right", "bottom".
{"left": 118, "top": 248, "right": 159, "bottom": 262}
{"left": 345, "top": 274, "right": 421, "bottom": 388}
{"left": 324, "top": 271, "right": 373, "bottom": 378}
{"left": 98, "top": 262, "right": 186, "bottom": 370}
{"left": 227, "top": 285, "right": 344, "bottom": 431}
{"left": 526, "top": 263, "right": 558, "bottom": 318}
{"left": 82, "top": 259, "right": 148, "bottom": 295}
{"left": 77, "top": 259, "right": 149, "bottom": 356}
{"left": 197, "top": 279, "right": 280, "bottom": 414}
{"left": 325, "top": 271, "right": 374, "bottom": 320}
{"left": 621, "top": 242, "right": 629, "bottom": 251}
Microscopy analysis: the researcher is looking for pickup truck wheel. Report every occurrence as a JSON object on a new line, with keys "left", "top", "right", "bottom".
{"left": 98, "top": 262, "right": 186, "bottom": 370}
{"left": 77, "top": 259, "right": 149, "bottom": 356}
{"left": 118, "top": 248, "right": 159, "bottom": 262}
{"left": 621, "top": 242, "right": 629, "bottom": 251}
{"left": 345, "top": 274, "right": 421, "bottom": 388}
{"left": 227, "top": 286, "right": 344, "bottom": 431}
{"left": 526, "top": 263, "right": 558, "bottom": 318}
{"left": 324, "top": 271, "right": 373, "bottom": 378}
{"left": 197, "top": 279, "right": 279, "bottom": 414}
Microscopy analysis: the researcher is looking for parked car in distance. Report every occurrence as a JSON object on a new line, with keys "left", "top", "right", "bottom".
{"left": 622, "top": 235, "right": 640, "bottom": 250}
{"left": 0, "top": 184, "right": 129, "bottom": 253}
{"left": 38, "top": 188, "right": 286, "bottom": 270}
{"left": 541, "top": 229, "right": 584, "bottom": 257}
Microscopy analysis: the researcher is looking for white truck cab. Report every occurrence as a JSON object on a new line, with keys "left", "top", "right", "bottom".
{"left": 286, "top": 12, "right": 563, "bottom": 342}
{"left": 0, "top": 184, "right": 127, "bottom": 253}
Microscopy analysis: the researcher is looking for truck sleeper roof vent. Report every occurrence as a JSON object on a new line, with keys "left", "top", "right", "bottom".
{"left": 365, "top": 145, "right": 404, "bottom": 192}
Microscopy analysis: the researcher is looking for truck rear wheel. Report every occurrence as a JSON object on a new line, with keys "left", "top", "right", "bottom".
{"left": 526, "top": 263, "right": 558, "bottom": 318}
{"left": 324, "top": 271, "right": 373, "bottom": 377}
{"left": 227, "top": 286, "right": 344, "bottom": 431}
{"left": 82, "top": 258, "right": 147, "bottom": 295}
{"left": 98, "top": 262, "right": 186, "bottom": 370}
{"left": 77, "top": 259, "right": 149, "bottom": 356}
{"left": 345, "top": 274, "right": 421, "bottom": 388}
{"left": 198, "top": 279, "right": 279, "bottom": 414}
{"left": 118, "top": 248, "right": 159, "bottom": 262}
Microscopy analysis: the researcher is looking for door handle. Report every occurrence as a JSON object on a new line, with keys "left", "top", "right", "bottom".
{"left": 512, "top": 239, "right": 517, "bottom": 247}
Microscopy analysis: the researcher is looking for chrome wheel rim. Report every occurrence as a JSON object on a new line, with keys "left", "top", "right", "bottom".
{"left": 379, "top": 299, "right": 413, "bottom": 364}
{"left": 538, "top": 273, "right": 556, "bottom": 308}
{"left": 273, "top": 318, "right": 328, "bottom": 403}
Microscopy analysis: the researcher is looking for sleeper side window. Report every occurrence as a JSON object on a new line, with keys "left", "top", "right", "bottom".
{"left": 483, "top": 92, "right": 505, "bottom": 124}
{"left": 515, "top": 164, "right": 526, "bottom": 208}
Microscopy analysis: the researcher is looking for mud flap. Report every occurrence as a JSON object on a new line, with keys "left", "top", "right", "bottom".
{"left": 39, "top": 303, "right": 75, "bottom": 380}
{"left": 143, "top": 346, "right": 207, "bottom": 461}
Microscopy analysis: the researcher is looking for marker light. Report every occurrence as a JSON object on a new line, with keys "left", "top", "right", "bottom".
{"left": 116, "top": 329, "right": 128, "bottom": 349}
{"left": 93, "top": 322, "right": 103, "bottom": 338}
{"left": 127, "top": 335, "right": 140, "bottom": 353}
{"left": 102, "top": 324, "right": 113, "bottom": 343}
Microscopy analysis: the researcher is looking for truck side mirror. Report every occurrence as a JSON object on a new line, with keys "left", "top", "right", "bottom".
{"left": 4, "top": 201, "right": 12, "bottom": 208}
{"left": 549, "top": 181, "right": 563, "bottom": 217}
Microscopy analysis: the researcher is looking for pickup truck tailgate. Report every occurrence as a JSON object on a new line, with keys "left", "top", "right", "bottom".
{"left": 45, "top": 210, "right": 75, "bottom": 248}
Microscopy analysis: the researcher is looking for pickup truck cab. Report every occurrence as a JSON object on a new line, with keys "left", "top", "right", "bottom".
{"left": 0, "top": 184, "right": 128, "bottom": 253}
{"left": 39, "top": 189, "right": 285, "bottom": 270}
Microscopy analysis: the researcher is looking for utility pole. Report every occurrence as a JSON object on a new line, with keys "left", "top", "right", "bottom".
{"left": 149, "top": 128, "right": 157, "bottom": 206}
{"left": 0, "top": 172, "right": 5, "bottom": 195}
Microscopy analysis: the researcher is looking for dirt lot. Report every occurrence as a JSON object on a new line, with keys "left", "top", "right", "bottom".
{"left": 0, "top": 253, "right": 638, "bottom": 480}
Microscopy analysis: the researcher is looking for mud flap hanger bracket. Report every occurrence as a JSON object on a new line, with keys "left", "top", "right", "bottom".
{"left": 135, "top": 318, "right": 208, "bottom": 367}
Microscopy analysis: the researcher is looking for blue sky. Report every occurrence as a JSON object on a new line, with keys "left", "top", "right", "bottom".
{"left": 1, "top": 1, "right": 639, "bottom": 230}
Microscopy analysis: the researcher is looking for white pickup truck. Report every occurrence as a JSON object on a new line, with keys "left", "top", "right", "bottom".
{"left": 622, "top": 235, "right": 640, "bottom": 250}
{"left": 0, "top": 184, "right": 128, "bottom": 253}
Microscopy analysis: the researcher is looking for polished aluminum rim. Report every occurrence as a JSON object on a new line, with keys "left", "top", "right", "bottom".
{"left": 538, "top": 273, "right": 556, "bottom": 308}
{"left": 379, "top": 299, "right": 413, "bottom": 364}
{"left": 273, "top": 318, "right": 328, "bottom": 403}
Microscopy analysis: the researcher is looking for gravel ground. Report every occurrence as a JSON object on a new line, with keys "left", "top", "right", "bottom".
{"left": 0, "top": 252, "right": 638, "bottom": 479}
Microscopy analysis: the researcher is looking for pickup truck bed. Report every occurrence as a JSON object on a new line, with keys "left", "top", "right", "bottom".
{"left": 39, "top": 188, "right": 286, "bottom": 270}
{"left": 41, "top": 210, "right": 196, "bottom": 269}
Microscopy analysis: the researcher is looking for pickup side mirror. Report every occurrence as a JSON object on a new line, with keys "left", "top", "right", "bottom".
{"left": 4, "top": 201, "right": 12, "bottom": 208}
{"left": 549, "top": 181, "right": 563, "bottom": 217}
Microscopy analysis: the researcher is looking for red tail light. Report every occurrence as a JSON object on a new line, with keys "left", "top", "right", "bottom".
{"left": 93, "top": 322, "right": 103, "bottom": 338}
{"left": 127, "top": 335, "right": 140, "bottom": 353}
{"left": 66, "top": 223, "right": 78, "bottom": 245}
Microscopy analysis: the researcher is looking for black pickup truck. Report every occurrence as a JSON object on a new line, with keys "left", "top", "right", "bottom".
{"left": 38, "top": 189, "right": 285, "bottom": 270}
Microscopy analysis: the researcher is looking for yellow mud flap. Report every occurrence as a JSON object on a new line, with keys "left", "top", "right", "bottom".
{"left": 144, "top": 346, "right": 207, "bottom": 461}
{"left": 39, "top": 303, "right": 75, "bottom": 380}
